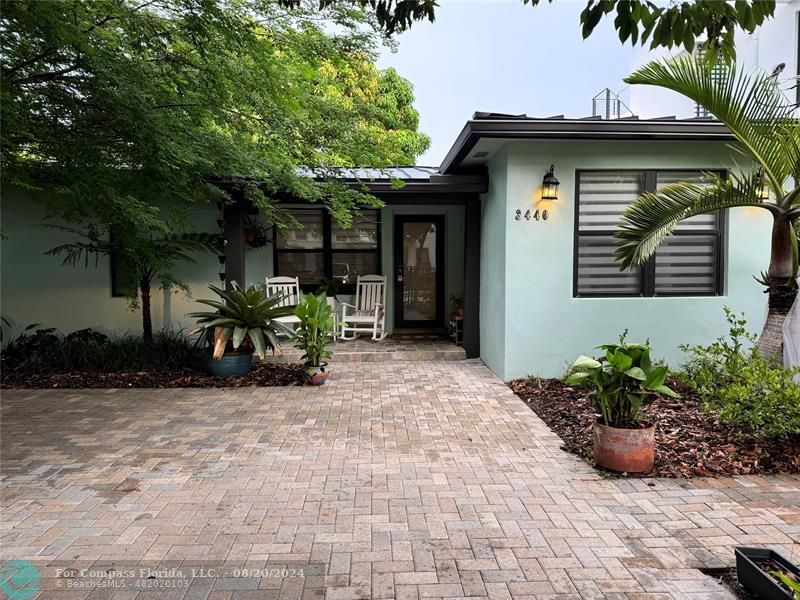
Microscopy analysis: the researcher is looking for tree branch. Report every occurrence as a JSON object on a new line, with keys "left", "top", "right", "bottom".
{"left": 11, "top": 64, "right": 83, "bottom": 86}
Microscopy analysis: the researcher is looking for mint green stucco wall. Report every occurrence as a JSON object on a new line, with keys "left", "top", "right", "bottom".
{"left": 1, "top": 192, "right": 463, "bottom": 338}
{"left": 0, "top": 191, "right": 220, "bottom": 336}
{"left": 484, "top": 140, "right": 772, "bottom": 380}
{"left": 479, "top": 150, "right": 509, "bottom": 376}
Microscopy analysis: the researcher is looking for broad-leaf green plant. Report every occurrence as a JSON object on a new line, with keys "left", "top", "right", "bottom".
{"left": 565, "top": 332, "right": 679, "bottom": 428}
{"left": 769, "top": 571, "right": 800, "bottom": 600}
{"left": 293, "top": 292, "right": 336, "bottom": 367}
{"left": 188, "top": 283, "right": 295, "bottom": 360}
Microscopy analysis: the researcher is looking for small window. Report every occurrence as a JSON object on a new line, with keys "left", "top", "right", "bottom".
{"left": 574, "top": 170, "right": 724, "bottom": 297}
{"left": 109, "top": 230, "right": 135, "bottom": 297}
{"left": 274, "top": 209, "right": 381, "bottom": 292}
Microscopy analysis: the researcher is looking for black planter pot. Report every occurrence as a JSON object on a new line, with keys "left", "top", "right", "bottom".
{"left": 207, "top": 352, "right": 253, "bottom": 377}
{"left": 735, "top": 547, "right": 800, "bottom": 600}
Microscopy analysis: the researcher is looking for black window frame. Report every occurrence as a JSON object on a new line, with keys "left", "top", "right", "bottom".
{"left": 273, "top": 208, "right": 382, "bottom": 294}
{"left": 109, "top": 229, "right": 135, "bottom": 298}
{"left": 573, "top": 168, "right": 726, "bottom": 299}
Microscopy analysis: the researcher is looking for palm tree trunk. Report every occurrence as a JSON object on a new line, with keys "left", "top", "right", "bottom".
{"left": 756, "top": 215, "right": 796, "bottom": 362}
{"left": 140, "top": 277, "right": 153, "bottom": 343}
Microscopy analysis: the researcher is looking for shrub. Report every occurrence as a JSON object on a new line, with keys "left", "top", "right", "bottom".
{"left": 565, "top": 332, "right": 678, "bottom": 428}
{"left": 1, "top": 327, "right": 205, "bottom": 373}
{"left": 679, "top": 307, "right": 800, "bottom": 437}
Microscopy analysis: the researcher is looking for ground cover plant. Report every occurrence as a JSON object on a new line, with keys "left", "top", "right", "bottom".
{"left": 0, "top": 326, "right": 304, "bottom": 387}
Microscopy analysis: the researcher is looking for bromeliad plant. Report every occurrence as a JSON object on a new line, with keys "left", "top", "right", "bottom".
{"left": 293, "top": 292, "right": 335, "bottom": 367}
{"left": 188, "top": 283, "right": 295, "bottom": 360}
{"left": 566, "top": 333, "right": 679, "bottom": 428}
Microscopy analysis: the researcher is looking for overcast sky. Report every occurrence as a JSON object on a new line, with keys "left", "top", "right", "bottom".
{"left": 377, "top": 0, "right": 638, "bottom": 166}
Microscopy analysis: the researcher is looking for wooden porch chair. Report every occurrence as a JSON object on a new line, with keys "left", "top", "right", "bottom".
{"left": 339, "top": 275, "right": 387, "bottom": 341}
{"left": 265, "top": 276, "right": 301, "bottom": 331}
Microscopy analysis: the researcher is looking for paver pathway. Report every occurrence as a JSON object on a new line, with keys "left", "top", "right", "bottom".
{"left": 1, "top": 360, "right": 798, "bottom": 599}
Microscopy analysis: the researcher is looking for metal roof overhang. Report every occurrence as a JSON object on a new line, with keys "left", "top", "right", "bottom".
{"left": 439, "top": 118, "right": 736, "bottom": 174}
{"left": 348, "top": 173, "right": 488, "bottom": 196}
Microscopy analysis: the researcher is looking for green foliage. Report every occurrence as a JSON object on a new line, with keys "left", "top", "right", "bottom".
{"left": 188, "top": 283, "right": 295, "bottom": 360}
{"left": 565, "top": 332, "right": 679, "bottom": 428}
{"left": 572, "top": 0, "right": 774, "bottom": 60}
{"left": 616, "top": 55, "right": 800, "bottom": 272}
{"left": 769, "top": 571, "right": 800, "bottom": 600}
{"left": 679, "top": 307, "right": 800, "bottom": 437}
{"left": 293, "top": 292, "right": 335, "bottom": 367}
{"left": 1, "top": 327, "right": 205, "bottom": 373}
{"left": 290, "top": 0, "right": 776, "bottom": 60}
{"left": 1, "top": 0, "right": 430, "bottom": 233}
{"left": 279, "top": 0, "right": 437, "bottom": 34}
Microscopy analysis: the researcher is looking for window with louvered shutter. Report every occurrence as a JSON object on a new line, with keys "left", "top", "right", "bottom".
{"left": 574, "top": 170, "right": 724, "bottom": 297}
{"left": 654, "top": 171, "right": 723, "bottom": 295}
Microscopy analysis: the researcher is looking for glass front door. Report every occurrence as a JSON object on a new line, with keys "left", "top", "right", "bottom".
{"left": 394, "top": 215, "right": 444, "bottom": 327}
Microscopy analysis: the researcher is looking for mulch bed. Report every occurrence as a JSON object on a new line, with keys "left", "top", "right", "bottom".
{"left": 701, "top": 568, "right": 756, "bottom": 600}
{"left": 1, "top": 362, "right": 306, "bottom": 389}
{"left": 509, "top": 377, "right": 800, "bottom": 478}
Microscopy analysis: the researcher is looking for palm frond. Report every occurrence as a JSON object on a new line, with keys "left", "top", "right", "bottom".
{"left": 615, "top": 173, "right": 772, "bottom": 270}
{"left": 625, "top": 56, "right": 797, "bottom": 199}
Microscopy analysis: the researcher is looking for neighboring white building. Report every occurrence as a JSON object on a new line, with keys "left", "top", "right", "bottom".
{"left": 628, "top": 0, "right": 799, "bottom": 119}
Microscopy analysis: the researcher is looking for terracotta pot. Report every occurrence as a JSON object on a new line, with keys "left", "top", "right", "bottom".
{"left": 593, "top": 420, "right": 654, "bottom": 473}
{"left": 305, "top": 362, "right": 330, "bottom": 386}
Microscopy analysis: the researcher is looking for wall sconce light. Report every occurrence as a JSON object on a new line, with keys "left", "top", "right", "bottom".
{"left": 755, "top": 168, "right": 770, "bottom": 200}
{"left": 542, "top": 164, "right": 560, "bottom": 201}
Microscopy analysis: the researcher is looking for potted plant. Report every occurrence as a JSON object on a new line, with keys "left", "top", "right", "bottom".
{"left": 243, "top": 218, "right": 270, "bottom": 249}
{"left": 736, "top": 547, "right": 800, "bottom": 600}
{"left": 565, "top": 332, "right": 679, "bottom": 473}
{"left": 450, "top": 294, "right": 464, "bottom": 318}
{"left": 293, "top": 292, "right": 335, "bottom": 385}
{"left": 315, "top": 277, "right": 341, "bottom": 311}
{"left": 188, "top": 283, "right": 295, "bottom": 377}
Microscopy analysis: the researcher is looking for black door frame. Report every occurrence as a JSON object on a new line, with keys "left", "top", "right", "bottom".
{"left": 394, "top": 215, "right": 446, "bottom": 328}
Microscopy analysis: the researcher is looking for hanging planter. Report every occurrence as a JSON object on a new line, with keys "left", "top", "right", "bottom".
{"left": 244, "top": 217, "right": 269, "bottom": 248}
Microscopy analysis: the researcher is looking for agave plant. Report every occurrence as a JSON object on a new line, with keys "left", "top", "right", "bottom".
{"left": 187, "top": 283, "right": 295, "bottom": 360}
{"left": 615, "top": 55, "right": 800, "bottom": 360}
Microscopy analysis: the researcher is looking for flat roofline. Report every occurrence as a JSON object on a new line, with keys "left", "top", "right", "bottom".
{"left": 439, "top": 118, "right": 735, "bottom": 174}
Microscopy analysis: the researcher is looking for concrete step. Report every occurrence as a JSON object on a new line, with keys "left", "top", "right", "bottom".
{"left": 266, "top": 338, "right": 466, "bottom": 363}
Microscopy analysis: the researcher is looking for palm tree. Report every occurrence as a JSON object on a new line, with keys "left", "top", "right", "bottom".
{"left": 47, "top": 226, "right": 221, "bottom": 342}
{"left": 615, "top": 55, "right": 800, "bottom": 360}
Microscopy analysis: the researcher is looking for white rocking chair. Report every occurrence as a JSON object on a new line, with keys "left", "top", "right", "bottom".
{"left": 265, "top": 276, "right": 301, "bottom": 331}
{"left": 340, "top": 274, "right": 387, "bottom": 341}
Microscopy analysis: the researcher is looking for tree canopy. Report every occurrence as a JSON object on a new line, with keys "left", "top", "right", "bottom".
{"left": 1, "top": 0, "right": 431, "bottom": 230}
{"left": 283, "top": 0, "right": 776, "bottom": 60}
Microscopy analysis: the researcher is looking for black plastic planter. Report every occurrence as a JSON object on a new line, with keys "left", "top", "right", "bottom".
{"left": 735, "top": 547, "right": 800, "bottom": 600}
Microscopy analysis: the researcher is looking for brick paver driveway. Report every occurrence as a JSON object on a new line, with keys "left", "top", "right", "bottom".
{"left": 1, "top": 360, "right": 798, "bottom": 599}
